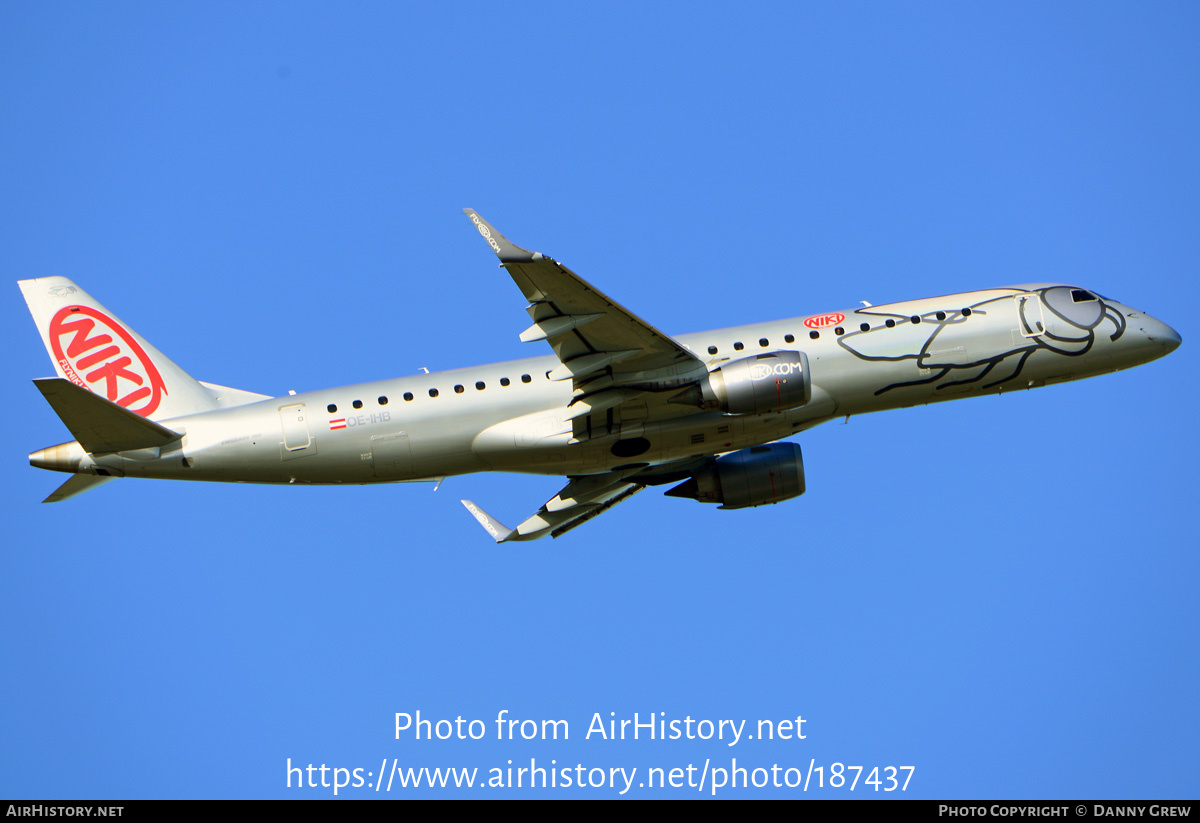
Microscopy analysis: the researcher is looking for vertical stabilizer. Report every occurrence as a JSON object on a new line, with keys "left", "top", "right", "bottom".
{"left": 19, "top": 277, "right": 220, "bottom": 421}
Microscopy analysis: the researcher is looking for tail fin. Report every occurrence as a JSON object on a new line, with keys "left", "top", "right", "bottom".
{"left": 19, "top": 277, "right": 220, "bottom": 421}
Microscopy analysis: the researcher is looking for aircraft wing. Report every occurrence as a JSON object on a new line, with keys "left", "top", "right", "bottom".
{"left": 461, "top": 470, "right": 646, "bottom": 542}
{"left": 463, "top": 210, "right": 705, "bottom": 388}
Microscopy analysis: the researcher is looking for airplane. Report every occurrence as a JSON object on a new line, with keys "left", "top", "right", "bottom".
{"left": 21, "top": 209, "right": 1182, "bottom": 541}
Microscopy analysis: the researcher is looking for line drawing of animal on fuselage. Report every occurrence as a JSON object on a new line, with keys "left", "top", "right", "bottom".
{"left": 834, "top": 286, "right": 1128, "bottom": 396}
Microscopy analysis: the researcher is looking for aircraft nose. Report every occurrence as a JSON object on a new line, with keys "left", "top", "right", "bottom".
{"left": 1161, "top": 323, "right": 1182, "bottom": 354}
{"left": 1144, "top": 316, "right": 1182, "bottom": 354}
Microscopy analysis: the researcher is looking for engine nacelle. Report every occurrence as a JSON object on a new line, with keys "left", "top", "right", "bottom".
{"left": 684, "top": 350, "right": 811, "bottom": 415}
{"left": 665, "top": 442, "right": 806, "bottom": 509}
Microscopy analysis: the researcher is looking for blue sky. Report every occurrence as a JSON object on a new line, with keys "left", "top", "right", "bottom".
{"left": 2, "top": 3, "right": 1197, "bottom": 799}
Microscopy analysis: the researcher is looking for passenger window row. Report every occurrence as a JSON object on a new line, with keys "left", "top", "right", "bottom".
{"left": 326, "top": 306, "right": 979, "bottom": 412}
{"left": 700, "top": 308, "right": 974, "bottom": 355}
{"left": 326, "top": 372, "right": 539, "bottom": 413}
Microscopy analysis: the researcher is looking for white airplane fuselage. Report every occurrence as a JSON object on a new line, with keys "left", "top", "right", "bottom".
{"left": 31, "top": 283, "right": 1180, "bottom": 488}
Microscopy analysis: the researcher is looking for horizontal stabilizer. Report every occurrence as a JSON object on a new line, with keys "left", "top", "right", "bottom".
{"left": 42, "top": 473, "right": 115, "bottom": 503}
{"left": 34, "top": 378, "right": 182, "bottom": 454}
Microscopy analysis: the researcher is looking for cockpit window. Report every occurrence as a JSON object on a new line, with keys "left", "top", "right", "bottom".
{"left": 1071, "top": 289, "right": 1098, "bottom": 303}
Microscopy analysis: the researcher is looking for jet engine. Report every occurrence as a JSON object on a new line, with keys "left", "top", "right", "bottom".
{"left": 665, "top": 442, "right": 805, "bottom": 509}
{"left": 672, "top": 351, "right": 811, "bottom": 415}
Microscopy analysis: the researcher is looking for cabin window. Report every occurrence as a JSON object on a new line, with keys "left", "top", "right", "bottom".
{"left": 759, "top": 338, "right": 769, "bottom": 347}
{"left": 708, "top": 345, "right": 718, "bottom": 355}
{"left": 378, "top": 396, "right": 388, "bottom": 406}
{"left": 454, "top": 384, "right": 464, "bottom": 393}
{"left": 962, "top": 307, "right": 973, "bottom": 317}
{"left": 353, "top": 399, "right": 363, "bottom": 409}
{"left": 809, "top": 330, "right": 819, "bottom": 340}
{"left": 734, "top": 342, "right": 744, "bottom": 351}
{"left": 475, "top": 381, "right": 485, "bottom": 390}
{"left": 500, "top": 377, "right": 510, "bottom": 386}
{"left": 911, "top": 316, "right": 921, "bottom": 324}
{"left": 835, "top": 326, "right": 844, "bottom": 335}
{"left": 784, "top": 334, "right": 794, "bottom": 344}
{"left": 403, "top": 392, "right": 414, "bottom": 401}
{"left": 428, "top": 388, "right": 439, "bottom": 398}
{"left": 885, "top": 319, "right": 896, "bottom": 328}
{"left": 936, "top": 311, "right": 947, "bottom": 321}
{"left": 859, "top": 322, "right": 870, "bottom": 332}
{"left": 1071, "top": 289, "right": 1098, "bottom": 303}
{"left": 521, "top": 374, "right": 531, "bottom": 383}
{"left": 327, "top": 404, "right": 337, "bottom": 413}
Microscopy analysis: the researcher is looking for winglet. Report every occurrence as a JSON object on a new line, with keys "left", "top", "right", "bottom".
{"left": 460, "top": 499, "right": 515, "bottom": 543}
{"left": 462, "top": 209, "right": 542, "bottom": 263}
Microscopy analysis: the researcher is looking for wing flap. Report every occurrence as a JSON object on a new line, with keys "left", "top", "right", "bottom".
{"left": 550, "top": 486, "right": 644, "bottom": 539}
{"left": 547, "top": 350, "right": 640, "bottom": 382}
{"left": 544, "top": 470, "right": 640, "bottom": 512}
{"left": 519, "top": 313, "right": 604, "bottom": 343}
{"left": 459, "top": 471, "right": 645, "bottom": 543}
{"left": 564, "top": 388, "right": 641, "bottom": 421}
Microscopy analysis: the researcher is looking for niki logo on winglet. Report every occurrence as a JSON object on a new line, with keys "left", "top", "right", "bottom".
{"left": 48, "top": 305, "right": 168, "bottom": 417}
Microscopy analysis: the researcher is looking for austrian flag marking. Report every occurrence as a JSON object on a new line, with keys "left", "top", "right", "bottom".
{"left": 329, "top": 419, "right": 347, "bottom": 430}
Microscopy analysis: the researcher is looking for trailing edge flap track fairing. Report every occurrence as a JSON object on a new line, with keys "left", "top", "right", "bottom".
{"left": 21, "top": 210, "right": 1181, "bottom": 540}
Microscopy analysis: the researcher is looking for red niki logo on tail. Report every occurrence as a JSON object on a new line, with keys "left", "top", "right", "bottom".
{"left": 48, "top": 306, "right": 168, "bottom": 417}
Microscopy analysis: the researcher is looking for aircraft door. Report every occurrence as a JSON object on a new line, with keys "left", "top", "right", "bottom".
{"left": 1015, "top": 293, "right": 1046, "bottom": 337}
{"left": 279, "top": 403, "right": 314, "bottom": 456}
